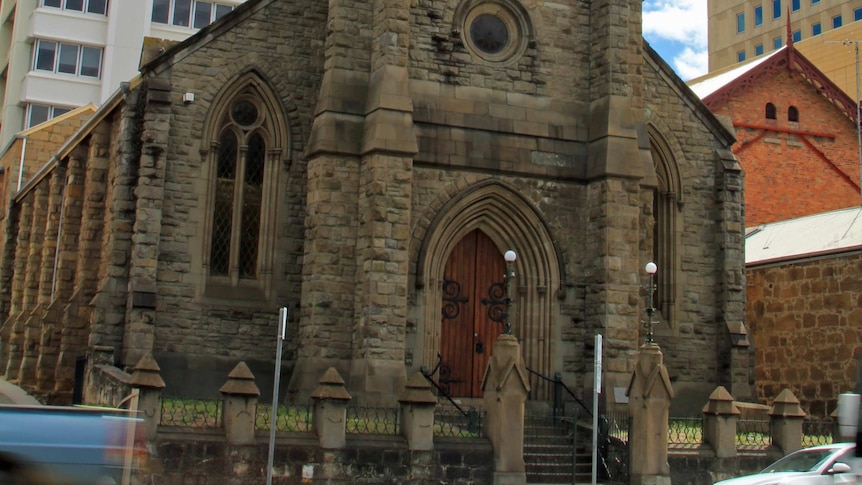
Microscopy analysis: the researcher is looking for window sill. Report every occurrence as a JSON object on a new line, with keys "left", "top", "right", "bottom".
{"left": 202, "top": 281, "right": 268, "bottom": 304}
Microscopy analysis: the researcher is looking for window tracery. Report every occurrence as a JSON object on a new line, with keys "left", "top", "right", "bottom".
{"left": 202, "top": 74, "right": 286, "bottom": 299}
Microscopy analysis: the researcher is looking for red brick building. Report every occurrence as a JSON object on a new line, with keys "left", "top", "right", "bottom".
{"left": 692, "top": 38, "right": 862, "bottom": 414}
{"left": 690, "top": 42, "right": 861, "bottom": 226}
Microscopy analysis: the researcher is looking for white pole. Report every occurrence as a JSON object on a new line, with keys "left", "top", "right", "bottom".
{"left": 121, "top": 388, "right": 139, "bottom": 485}
{"left": 266, "top": 307, "right": 287, "bottom": 485}
{"left": 591, "top": 334, "right": 602, "bottom": 485}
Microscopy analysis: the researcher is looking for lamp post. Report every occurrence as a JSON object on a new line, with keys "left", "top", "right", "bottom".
{"left": 503, "top": 250, "right": 517, "bottom": 335}
{"left": 644, "top": 262, "right": 657, "bottom": 344}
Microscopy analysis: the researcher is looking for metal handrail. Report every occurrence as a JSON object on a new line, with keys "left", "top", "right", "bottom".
{"left": 525, "top": 366, "right": 593, "bottom": 419}
{"left": 420, "top": 354, "right": 470, "bottom": 416}
{"left": 420, "top": 354, "right": 481, "bottom": 434}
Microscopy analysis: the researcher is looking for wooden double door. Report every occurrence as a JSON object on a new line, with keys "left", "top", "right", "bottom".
{"left": 439, "top": 229, "right": 506, "bottom": 398}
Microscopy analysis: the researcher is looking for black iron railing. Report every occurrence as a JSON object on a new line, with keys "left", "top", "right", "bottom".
{"left": 525, "top": 367, "right": 592, "bottom": 421}
{"left": 345, "top": 405, "right": 400, "bottom": 435}
{"left": 254, "top": 403, "right": 313, "bottom": 432}
{"left": 159, "top": 397, "right": 223, "bottom": 428}
{"left": 420, "top": 353, "right": 482, "bottom": 436}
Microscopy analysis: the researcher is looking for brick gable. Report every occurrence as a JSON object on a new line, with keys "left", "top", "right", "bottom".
{"left": 711, "top": 69, "right": 860, "bottom": 226}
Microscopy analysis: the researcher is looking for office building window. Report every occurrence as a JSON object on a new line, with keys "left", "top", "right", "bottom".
{"left": 856, "top": 8, "right": 862, "bottom": 21}
{"left": 755, "top": 44, "right": 764, "bottom": 55}
{"left": 737, "top": 50, "right": 746, "bottom": 62}
{"left": 812, "top": 23, "right": 821, "bottom": 35}
{"left": 41, "top": 0, "right": 107, "bottom": 15}
{"left": 755, "top": 6, "right": 763, "bottom": 26}
{"left": 792, "top": 0, "right": 800, "bottom": 11}
{"left": 25, "top": 104, "right": 72, "bottom": 128}
{"left": 792, "top": 30, "right": 801, "bottom": 42}
{"left": 773, "top": 0, "right": 781, "bottom": 19}
{"left": 833, "top": 15, "right": 843, "bottom": 28}
{"left": 152, "top": 0, "right": 233, "bottom": 28}
{"left": 773, "top": 36, "right": 782, "bottom": 49}
{"left": 737, "top": 12, "right": 745, "bottom": 33}
{"left": 32, "top": 40, "right": 102, "bottom": 78}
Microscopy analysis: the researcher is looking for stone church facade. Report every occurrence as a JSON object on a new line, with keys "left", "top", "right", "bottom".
{"left": 0, "top": 0, "right": 749, "bottom": 410}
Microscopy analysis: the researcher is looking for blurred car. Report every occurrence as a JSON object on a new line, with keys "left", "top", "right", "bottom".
{"left": 714, "top": 443, "right": 856, "bottom": 485}
{"left": 0, "top": 404, "right": 146, "bottom": 484}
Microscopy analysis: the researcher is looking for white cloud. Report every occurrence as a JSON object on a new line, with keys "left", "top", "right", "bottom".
{"left": 673, "top": 47, "right": 709, "bottom": 81}
{"left": 643, "top": 0, "right": 709, "bottom": 80}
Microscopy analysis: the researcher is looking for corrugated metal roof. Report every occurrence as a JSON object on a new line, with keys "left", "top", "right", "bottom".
{"left": 746, "top": 206, "right": 862, "bottom": 265}
{"left": 688, "top": 47, "right": 786, "bottom": 99}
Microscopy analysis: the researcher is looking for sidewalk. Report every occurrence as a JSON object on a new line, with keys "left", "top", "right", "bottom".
{"left": 0, "top": 378, "right": 40, "bottom": 405}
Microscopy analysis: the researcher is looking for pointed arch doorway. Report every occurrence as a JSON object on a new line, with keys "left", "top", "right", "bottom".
{"left": 440, "top": 229, "right": 505, "bottom": 398}
{"left": 418, "top": 180, "right": 563, "bottom": 401}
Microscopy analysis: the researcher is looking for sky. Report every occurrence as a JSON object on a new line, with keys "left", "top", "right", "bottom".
{"left": 642, "top": 0, "right": 709, "bottom": 81}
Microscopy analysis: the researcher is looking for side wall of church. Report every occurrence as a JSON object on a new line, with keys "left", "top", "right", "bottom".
{"left": 111, "top": 0, "right": 327, "bottom": 396}
{"left": 640, "top": 53, "right": 748, "bottom": 412}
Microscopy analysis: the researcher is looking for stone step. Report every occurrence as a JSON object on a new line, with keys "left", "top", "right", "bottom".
{"left": 524, "top": 414, "right": 594, "bottom": 485}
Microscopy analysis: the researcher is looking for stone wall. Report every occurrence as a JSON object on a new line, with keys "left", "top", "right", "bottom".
{"left": 747, "top": 253, "right": 862, "bottom": 416}
{"left": 670, "top": 454, "right": 774, "bottom": 485}
{"left": 122, "top": 0, "right": 325, "bottom": 380}
{"left": 147, "top": 432, "right": 493, "bottom": 485}
{"left": 639, "top": 47, "right": 749, "bottom": 411}
{"left": 144, "top": 424, "right": 777, "bottom": 485}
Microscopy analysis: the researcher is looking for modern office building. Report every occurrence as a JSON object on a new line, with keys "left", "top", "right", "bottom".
{"left": 0, "top": 0, "right": 245, "bottom": 147}
{"left": 707, "top": 0, "right": 862, "bottom": 72}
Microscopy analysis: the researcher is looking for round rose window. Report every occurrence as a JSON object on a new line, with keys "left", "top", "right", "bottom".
{"left": 461, "top": 2, "right": 529, "bottom": 64}
{"left": 231, "top": 100, "right": 259, "bottom": 127}
{"left": 469, "top": 14, "right": 509, "bottom": 55}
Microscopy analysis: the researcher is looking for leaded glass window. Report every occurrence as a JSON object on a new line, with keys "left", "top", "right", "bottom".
{"left": 207, "top": 95, "right": 272, "bottom": 284}
{"left": 203, "top": 74, "right": 287, "bottom": 299}
{"left": 211, "top": 129, "right": 237, "bottom": 276}
{"left": 239, "top": 133, "right": 264, "bottom": 278}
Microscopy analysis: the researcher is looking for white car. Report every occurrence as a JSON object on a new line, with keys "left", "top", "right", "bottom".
{"left": 714, "top": 443, "right": 857, "bottom": 485}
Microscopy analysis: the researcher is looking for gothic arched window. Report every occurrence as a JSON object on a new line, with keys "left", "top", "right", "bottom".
{"left": 647, "top": 127, "right": 682, "bottom": 325}
{"left": 203, "top": 73, "right": 287, "bottom": 297}
{"left": 210, "top": 121, "right": 265, "bottom": 278}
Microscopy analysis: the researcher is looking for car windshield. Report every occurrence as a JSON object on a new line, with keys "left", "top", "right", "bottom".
{"left": 762, "top": 449, "right": 835, "bottom": 473}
